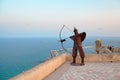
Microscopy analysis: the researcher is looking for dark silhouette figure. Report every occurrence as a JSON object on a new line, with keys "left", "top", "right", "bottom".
{"left": 70, "top": 27, "right": 86, "bottom": 66}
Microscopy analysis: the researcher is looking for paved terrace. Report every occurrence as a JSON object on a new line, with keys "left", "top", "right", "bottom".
{"left": 45, "top": 62, "right": 120, "bottom": 80}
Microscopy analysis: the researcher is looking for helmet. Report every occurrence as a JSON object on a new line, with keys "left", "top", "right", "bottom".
{"left": 74, "top": 27, "right": 78, "bottom": 32}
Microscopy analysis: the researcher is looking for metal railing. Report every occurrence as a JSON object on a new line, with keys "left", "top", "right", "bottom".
{"left": 50, "top": 46, "right": 95, "bottom": 57}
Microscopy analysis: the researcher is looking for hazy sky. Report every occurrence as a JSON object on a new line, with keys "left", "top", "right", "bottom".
{"left": 0, "top": 0, "right": 120, "bottom": 37}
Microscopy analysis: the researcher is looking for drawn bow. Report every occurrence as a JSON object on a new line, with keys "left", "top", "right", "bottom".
{"left": 59, "top": 25, "right": 72, "bottom": 53}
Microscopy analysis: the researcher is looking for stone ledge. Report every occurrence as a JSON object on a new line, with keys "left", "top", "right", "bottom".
{"left": 10, "top": 54, "right": 68, "bottom": 80}
{"left": 66, "top": 53, "right": 120, "bottom": 63}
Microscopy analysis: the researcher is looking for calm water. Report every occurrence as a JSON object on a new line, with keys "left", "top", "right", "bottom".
{"left": 0, "top": 37, "right": 120, "bottom": 80}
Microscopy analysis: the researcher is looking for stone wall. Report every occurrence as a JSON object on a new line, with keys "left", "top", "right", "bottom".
{"left": 10, "top": 54, "right": 67, "bottom": 80}
{"left": 112, "top": 47, "right": 120, "bottom": 53}
{"left": 85, "top": 54, "right": 120, "bottom": 62}
{"left": 66, "top": 54, "right": 120, "bottom": 62}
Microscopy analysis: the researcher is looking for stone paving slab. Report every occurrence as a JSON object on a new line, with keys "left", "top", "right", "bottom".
{"left": 44, "top": 62, "right": 120, "bottom": 80}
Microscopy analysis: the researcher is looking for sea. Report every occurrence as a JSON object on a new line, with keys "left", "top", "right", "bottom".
{"left": 0, "top": 36, "right": 120, "bottom": 80}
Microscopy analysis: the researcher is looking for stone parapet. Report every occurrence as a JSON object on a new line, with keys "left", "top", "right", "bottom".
{"left": 10, "top": 54, "right": 67, "bottom": 80}
{"left": 66, "top": 54, "right": 120, "bottom": 63}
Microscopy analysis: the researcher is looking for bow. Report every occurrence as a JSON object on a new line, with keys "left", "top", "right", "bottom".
{"left": 59, "top": 25, "right": 72, "bottom": 53}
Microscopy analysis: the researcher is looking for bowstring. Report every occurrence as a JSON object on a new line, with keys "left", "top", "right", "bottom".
{"left": 61, "top": 25, "right": 73, "bottom": 54}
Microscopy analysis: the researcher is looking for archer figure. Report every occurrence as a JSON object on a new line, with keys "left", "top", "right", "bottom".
{"left": 70, "top": 27, "right": 86, "bottom": 65}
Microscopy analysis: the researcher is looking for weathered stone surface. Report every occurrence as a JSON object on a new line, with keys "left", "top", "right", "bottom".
{"left": 45, "top": 62, "right": 120, "bottom": 80}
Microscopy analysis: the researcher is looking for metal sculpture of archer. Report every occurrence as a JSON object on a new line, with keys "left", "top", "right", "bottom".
{"left": 59, "top": 25, "right": 86, "bottom": 65}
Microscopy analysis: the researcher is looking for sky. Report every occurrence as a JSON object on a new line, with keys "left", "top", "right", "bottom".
{"left": 0, "top": 0, "right": 120, "bottom": 38}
